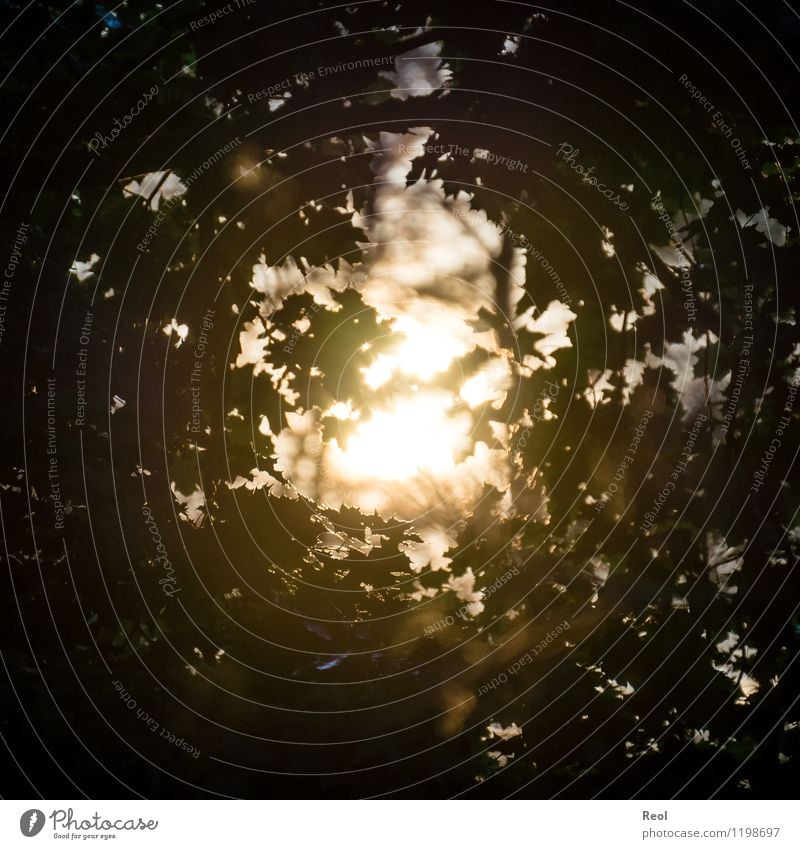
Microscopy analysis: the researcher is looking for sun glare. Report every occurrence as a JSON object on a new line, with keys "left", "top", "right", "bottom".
{"left": 361, "top": 317, "right": 471, "bottom": 389}
{"left": 333, "top": 313, "right": 507, "bottom": 484}
{"left": 329, "top": 392, "right": 471, "bottom": 481}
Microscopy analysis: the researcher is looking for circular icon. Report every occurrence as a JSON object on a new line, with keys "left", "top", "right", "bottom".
{"left": 19, "top": 810, "right": 45, "bottom": 837}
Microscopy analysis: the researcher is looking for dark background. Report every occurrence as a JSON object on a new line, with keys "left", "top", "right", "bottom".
{"left": 0, "top": 0, "right": 799, "bottom": 798}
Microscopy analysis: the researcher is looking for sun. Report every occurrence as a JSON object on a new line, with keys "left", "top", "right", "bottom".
{"left": 328, "top": 391, "right": 472, "bottom": 482}
{"left": 361, "top": 316, "right": 472, "bottom": 390}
